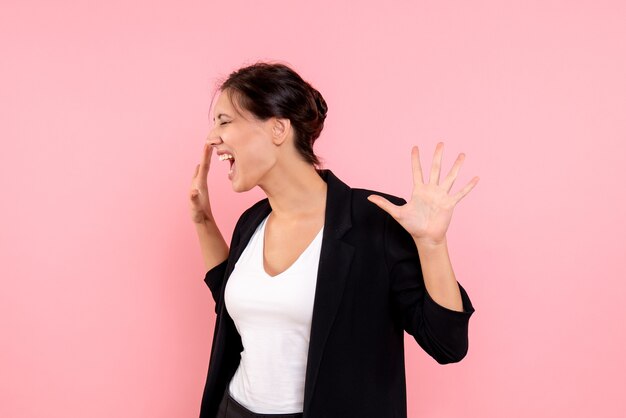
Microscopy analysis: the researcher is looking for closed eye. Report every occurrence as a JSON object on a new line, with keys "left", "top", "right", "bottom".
{"left": 220, "top": 121, "right": 230, "bottom": 126}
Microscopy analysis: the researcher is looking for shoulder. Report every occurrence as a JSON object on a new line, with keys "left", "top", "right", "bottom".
{"left": 345, "top": 187, "right": 407, "bottom": 237}
{"left": 352, "top": 187, "right": 406, "bottom": 206}
{"left": 351, "top": 187, "right": 406, "bottom": 218}
{"left": 351, "top": 187, "right": 416, "bottom": 261}
{"left": 322, "top": 168, "right": 406, "bottom": 213}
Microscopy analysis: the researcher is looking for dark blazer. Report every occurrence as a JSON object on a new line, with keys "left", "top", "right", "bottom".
{"left": 199, "top": 169, "right": 476, "bottom": 418}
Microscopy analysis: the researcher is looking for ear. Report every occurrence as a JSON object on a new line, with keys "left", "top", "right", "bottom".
{"left": 270, "top": 117, "right": 291, "bottom": 146}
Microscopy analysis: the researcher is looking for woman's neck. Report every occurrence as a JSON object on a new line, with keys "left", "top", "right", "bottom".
{"left": 258, "top": 162, "right": 327, "bottom": 220}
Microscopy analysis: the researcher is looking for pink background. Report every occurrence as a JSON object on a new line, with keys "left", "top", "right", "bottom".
{"left": 2, "top": 1, "right": 625, "bottom": 417}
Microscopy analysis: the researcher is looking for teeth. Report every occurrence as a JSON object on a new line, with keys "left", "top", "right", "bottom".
{"left": 218, "top": 154, "right": 234, "bottom": 161}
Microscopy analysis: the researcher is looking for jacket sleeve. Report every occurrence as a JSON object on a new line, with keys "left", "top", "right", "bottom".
{"left": 204, "top": 259, "right": 228, "bottom": 314}
{"left": 384, "top": 201, "right": 476, "bottom": 364}
{"left": 203, "top": 216, "right": 243, "bottom": 314}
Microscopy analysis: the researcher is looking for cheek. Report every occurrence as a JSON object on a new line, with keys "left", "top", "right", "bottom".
{"left": 247, "top": 148, "right": 275, "bottom": 173}
{"left": 240, "top": 137, "right": 275, "bottom": 169}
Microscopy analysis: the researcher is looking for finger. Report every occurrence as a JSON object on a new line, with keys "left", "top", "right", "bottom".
{"left": 429, "top": 141, "right": 444, "bottom": 185}
{"left": 441, "top": 153, "right": 465, "bottom": 193}
{"left": 367, "top": 194, "right": 400, "bottom": 219}
{"left": 193, "top": 164, "right": 200, "bottom": 179}
{"left": 452, "top": 176, "right": 479, "bottom": 204}
{"left": 411, "top": 145, "right": 424, "bottom": 186}
{"left": 202, "top": 141, "right": 213, "bottom": 168}
{"left": 199, "top": 142, "right": 213, "bottom": 185}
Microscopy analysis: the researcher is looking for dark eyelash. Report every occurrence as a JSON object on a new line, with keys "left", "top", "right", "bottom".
{"left": 220, "top": 121, "right": 230, "bottom": 126}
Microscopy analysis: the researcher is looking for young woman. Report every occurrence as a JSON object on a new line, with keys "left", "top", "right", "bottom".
{"left": 189, "top": 62, "right": 479, "bottom": 418}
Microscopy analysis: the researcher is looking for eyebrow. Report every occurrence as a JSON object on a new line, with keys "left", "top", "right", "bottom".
{"left": 212, "top": 113, "right": 231, "bottom": 122}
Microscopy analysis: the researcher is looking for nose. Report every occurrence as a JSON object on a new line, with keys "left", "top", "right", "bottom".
{"left": 206, "top": 130, "right": 223, "bottom": 146}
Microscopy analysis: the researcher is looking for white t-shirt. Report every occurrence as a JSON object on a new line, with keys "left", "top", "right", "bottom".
{"left": 224, "top": 213, "right": 324, "bottom": 414}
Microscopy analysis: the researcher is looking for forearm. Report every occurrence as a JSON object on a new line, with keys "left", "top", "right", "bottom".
{"left": 414, "top": 237, "right": 464, "bottom": 312}
{"left": 195, "top": 219, "right": 229, "bottom": 271}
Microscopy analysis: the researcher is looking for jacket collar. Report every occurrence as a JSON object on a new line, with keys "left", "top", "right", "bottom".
{"left": 221, "top": 168, "right": 356, "bottom": 413}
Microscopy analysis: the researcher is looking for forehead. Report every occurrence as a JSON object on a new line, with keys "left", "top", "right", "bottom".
{"left": 212, "top": 89, "right": 255, "bottom": 122}
{"left": 215, "top": 90, "right": 231, "bottom": 108}
{"left": 212, "top": 91, "right": 233, "bottom": 118}
{"left": 214, "top": 90, "right": 249, "bottom": 121}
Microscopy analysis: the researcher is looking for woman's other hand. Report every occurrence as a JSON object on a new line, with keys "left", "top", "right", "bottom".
{"left": 189, "top": 141, "right": 216, "bottom": 224}
{"left": 367, "top": 142, "right": 479, "bottom": 246}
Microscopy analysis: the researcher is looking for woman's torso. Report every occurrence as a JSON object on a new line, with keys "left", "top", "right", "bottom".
{"left": 224, "top": 212, "right": 324, "bottom": 414}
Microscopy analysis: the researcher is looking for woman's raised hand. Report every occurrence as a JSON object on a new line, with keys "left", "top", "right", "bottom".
{"left": 189, "top": 141, "right": 215, "bottom": 224}
{"left": 367, "top": 142, "right": 479, "bottom": 246}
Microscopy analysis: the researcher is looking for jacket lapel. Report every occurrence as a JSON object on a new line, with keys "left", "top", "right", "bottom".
{"left": 302, "top": 169, "right": 355, "bottom": 414}
{"left": 217, "top": 169, "right": 355, "bottom": 415}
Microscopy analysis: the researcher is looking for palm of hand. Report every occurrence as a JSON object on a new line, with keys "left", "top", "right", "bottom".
{"left": 367, "top": 142, "right": 479, "bottom": 246}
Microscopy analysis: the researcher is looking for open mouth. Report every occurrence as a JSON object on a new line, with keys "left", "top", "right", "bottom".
{"left": 218, "top": 153, "right": 235, "bottom": 176}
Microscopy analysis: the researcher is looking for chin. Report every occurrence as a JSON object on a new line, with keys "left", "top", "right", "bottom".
{"left": 231, "top": 167, "right": 269, "bottom": 193}
{"left": 230, "top": 179, "right": 255, "bottom": 193}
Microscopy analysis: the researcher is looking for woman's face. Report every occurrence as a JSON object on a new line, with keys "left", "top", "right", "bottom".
{"left": 207, "top": 90, "right": 281, "bottom": 192}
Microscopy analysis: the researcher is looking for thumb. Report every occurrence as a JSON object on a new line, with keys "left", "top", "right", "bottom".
{"left": 367, "top": 194, "right": 399, "bottom": 218}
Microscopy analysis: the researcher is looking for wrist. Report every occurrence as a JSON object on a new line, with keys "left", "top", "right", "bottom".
{"left": 413, "top": 235, "right": 447, "bottom": 249}
{"left": 194, "top": 216, "right": 215, "bottom": 226}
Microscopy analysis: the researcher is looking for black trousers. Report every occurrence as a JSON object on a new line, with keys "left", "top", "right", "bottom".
{"left": 217, "top": 389, "right": 304, "bottom": 418}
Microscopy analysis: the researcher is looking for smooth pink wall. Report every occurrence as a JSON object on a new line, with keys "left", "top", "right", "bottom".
{"left": 2, "top": 1, "right": 625, "bottom": 417}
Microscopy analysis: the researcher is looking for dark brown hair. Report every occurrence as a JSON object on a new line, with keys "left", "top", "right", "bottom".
{"left": 210, "top": 61, "right": 328, "bottom": 167}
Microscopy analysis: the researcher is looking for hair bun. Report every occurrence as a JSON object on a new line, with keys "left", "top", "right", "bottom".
{"left": 311, "top": 88, "right": 328, "bottom": 119}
